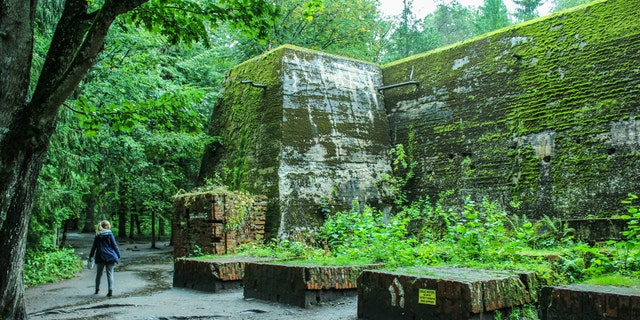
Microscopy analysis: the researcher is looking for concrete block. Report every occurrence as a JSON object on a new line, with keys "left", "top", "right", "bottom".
{"left": 539, "top": 284, "right": 640, "bottom": 320}
{"left": 357, "top": 266, "right": 539, "bottom": 320}
{"left": 243, "top": 262, "right": 383, "bottom": 307}
{"left": 173, "top": 256, "right": 274, "bottom": 292}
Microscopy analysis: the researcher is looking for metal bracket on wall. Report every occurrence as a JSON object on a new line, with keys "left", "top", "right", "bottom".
{"left": 240, "top": 80, "right": 267, "bottom": 89}
{"left": 376, "top": 81, "right": 419, "bottom": 94}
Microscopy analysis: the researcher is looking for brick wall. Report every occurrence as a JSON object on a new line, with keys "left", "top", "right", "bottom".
{"left": 172, "top": 191, "right": 266, "bottom": 258}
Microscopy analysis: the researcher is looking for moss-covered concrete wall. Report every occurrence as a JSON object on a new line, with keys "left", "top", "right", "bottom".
{"left": 199, "top": 48, "right": 285, "bottom": 239}
{"left": 278, "top": 47, "right": 390, "bottom": 238}
{"left": 201, "top": 0, "right": 640, "bottom": 238}
{"left": 382, "top": 0, "right": 640, "bottom": 218}
{"left": 200, "top": 45, "right": 392, "bottom": 239}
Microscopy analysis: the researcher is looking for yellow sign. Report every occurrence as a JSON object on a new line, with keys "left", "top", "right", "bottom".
{"left": 418, "top": 289, "right": 436, "bottom": 305}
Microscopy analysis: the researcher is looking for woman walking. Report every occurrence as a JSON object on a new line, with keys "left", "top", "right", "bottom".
{"left": 89, "top": 220, "right": 121, "bottom": 297}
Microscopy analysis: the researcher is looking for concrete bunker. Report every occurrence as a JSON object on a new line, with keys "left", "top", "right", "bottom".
{"left": 185, "top": 0, "right": 640, "bottom": 318}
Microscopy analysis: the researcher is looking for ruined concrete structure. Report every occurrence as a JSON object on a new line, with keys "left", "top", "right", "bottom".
{"left": 199, "top": 0, "right": 640, "bottom": 238}
{"left": 199, "top": 45, "right": 390, "bottom": 239}
{"left": 540, "top": 284, "right": 640, "bottom": 319}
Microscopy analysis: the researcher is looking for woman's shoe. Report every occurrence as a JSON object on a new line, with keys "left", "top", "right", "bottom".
{"left": 94, "top": 289, "right": 99, "bottom": 294}
{"left": 107, "top": 290, "right": 112, "bottom": 297}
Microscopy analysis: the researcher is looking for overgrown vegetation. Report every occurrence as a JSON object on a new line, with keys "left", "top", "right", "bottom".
{"left": 230, "top": 192, "right": 640, "bottom": 289}
{"left": 23, "top": 247, "right": 84, "bottom": 287}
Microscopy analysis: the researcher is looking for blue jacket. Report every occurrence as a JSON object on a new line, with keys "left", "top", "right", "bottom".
{"left": 90, "top": 230, "right": 121, "bottom": 264}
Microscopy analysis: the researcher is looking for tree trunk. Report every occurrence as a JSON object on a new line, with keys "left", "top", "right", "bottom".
{"left": 1, "top": 1, "right": 147, "bottom": 317}
{"left": 1, "top": 1, "right": 48, "bottom": 318}
{"left": 118, "top": 193, "right": 128, "bottom": 239}
{"left": 129, "top": 213, "right": 136, "bottom": 239}
{"left": 151, "top": 211, "right": 157, "bottom": 249}
{"left": 0, "top": 77, "right": 58, "bottom": 319}
{"left": 135, "top": 214, "right": 142, "bottom": 235}
{"left": 82, "top": 192, "right": 96, "bottom": 233}
{"left": 59, "top": 219, "right": 70, "bottom": 248}
{"left": 159, "top": 216, "right": 166, "bottom": 238}
{"left": 0, "top": 149, "right": 45, "bottom": 320}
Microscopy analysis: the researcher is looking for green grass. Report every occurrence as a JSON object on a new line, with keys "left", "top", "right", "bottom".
{"left": 583, "top": 274, "right": 640, "bottom": 289}
{"left": 283, "top": 255, "right": 375, "bottom": 266}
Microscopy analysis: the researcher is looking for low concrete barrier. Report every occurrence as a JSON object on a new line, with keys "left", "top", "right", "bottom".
{"left": 243, "top": 262, "right": 383, "bottom": 307}
{"left": 539, "top": 284, "right": 640, "bottom": 320}
{"left": 357, "top": 266, "right": 540, "bottom": 320}
{"left": 173, "top": 256, "right": 274, "bottom": 292}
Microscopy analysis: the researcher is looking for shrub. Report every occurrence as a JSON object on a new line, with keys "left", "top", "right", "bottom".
{"left": 24, "top": 248, "right": 84, "bottom": 286}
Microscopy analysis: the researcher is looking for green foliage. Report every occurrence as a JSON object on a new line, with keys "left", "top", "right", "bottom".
{"left": 525, "top": 195, "right": 640, "bottom": 283}
{"left": 190, "top": 245, "right": 204, "bottom": 257}
{"left": 501, "top": 304, "right": 539, "bottom": 320}
{"left": 583, "top": 274, "right": 640, "bottom": 288}
{"left": 378, "top": 128, "right": 417, "bottom": 206}
{"left": 426, "top": 2, "right": 476, "bottom": 46}
{"left": 513, "top": 0, "right": 544, "bottom": 22}
{"left": 317, "top": 197, "right": 528, "bottom": 269}
{"left": 30, "top": 109, "right": 93, "bottom": 248}
{"left": 31, "top": 17, "right": 214, "bottom": 245}
{"left": 126, "top": 0, "right": 280, "bottom": 45}
{"left": 506, "top": 214, "right": 574, "bottom": 249}
{"left": 613, "top": 193, "right": 640, "bottom": 272}
{"left": 621, "top": 193, "right": 640, "bottom": 244}
{"left": 437, "top": 197, "right": 512, "bottom": 262}
{"left": 72, "top": 22, "right": 211, "bottom": 137}
{"left": 312, "top": 194, "right": 640, "bottom": 286}
{"left": 233, "top": 239, "right": 325, "bottom": 260}
{"left": 23, "top": 248, "right": 84, "bottom": 287}
{"left": 229, "top": 0, "right": 384, "bottom": 61}
{"left": 319, "top": 202, "right": 418, "bottom": 268}
{"left": 550, "top": 0, "right": 592, "bottom": 12}
{"left": 474, "top": 0, "right": 511, "bottom": 34}
{"left": 191, "top": 193, "right": 640, "bottom": 293}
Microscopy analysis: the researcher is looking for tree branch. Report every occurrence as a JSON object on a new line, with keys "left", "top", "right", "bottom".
{"left": 62, "top": 103, "right": 88, "bottom": 116}
{"left": 31, "top": 0, "right": 149, "bottom": 120}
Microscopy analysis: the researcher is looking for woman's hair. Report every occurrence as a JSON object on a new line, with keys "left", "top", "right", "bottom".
{"left": 96, "top": 220, "right": 111, "bottom": 234}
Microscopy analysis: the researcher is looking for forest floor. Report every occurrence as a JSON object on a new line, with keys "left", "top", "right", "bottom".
{"left": 25, "top": 232, "right": 358, "bottom": 320}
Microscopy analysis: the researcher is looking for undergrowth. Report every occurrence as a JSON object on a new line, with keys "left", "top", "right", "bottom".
{"left": 24, "top": 247, "right": 84, "bottom": 286}
{"left": 234, "top": 193, "right": 640, "bottom": 288}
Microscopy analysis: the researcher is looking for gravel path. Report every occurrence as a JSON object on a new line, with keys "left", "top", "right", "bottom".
{"left": 25, "top": 233, "right": 358, "bottom": 320}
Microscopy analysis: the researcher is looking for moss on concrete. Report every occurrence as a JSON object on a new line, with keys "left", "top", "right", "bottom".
{"left": 383, "top": 0, "right": 640, "bottom": 218}
{"left": 201, "top": 0, "right": 640, "bottom": 239}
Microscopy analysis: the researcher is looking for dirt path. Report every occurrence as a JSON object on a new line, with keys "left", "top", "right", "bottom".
{"left": 25, "top": 233, "right": 358, "bottom": 320}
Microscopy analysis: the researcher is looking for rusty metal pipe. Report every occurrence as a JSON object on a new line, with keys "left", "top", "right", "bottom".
{"left": 376, "top": 81, "right": 419, "bottom": 94}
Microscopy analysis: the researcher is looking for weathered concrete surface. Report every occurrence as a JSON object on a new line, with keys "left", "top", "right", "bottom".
{"left": 565, "top": 218, "right": 629, "bottom": 243}
{"left": 198, "top": 45, "right": 393, "bottom": 240}
{"left": 539, "top": 284, "right": 640, "bottom": 320}
{"left": 382, "top": 0, "right": 640, "bottom": 219}
{"left": 357, "top": 266, "right": 540, "bottom": 320}
{"left": 278, "top": 48, "right": 392, "bottom": 239}
{"left": 243, "top": 262, "right": 383, "bottom": 308}
{"left": 173, "top": 256, "right": 274, "bottom": 292}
